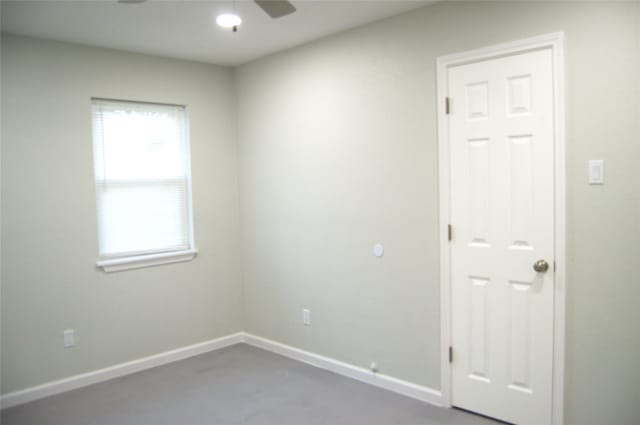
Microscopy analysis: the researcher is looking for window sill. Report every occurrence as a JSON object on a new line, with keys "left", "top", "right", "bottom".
{"left": 96, "top": 249, "right": 198, "bottom": 273}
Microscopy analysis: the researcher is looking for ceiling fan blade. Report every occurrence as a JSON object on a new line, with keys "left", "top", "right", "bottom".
{"left": 254, "top": 1, "right": 296, "bottom": 18}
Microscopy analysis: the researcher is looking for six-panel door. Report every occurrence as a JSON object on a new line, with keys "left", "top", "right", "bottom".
{"left": 449, "top": 48, "right": 555, "bottom": 425}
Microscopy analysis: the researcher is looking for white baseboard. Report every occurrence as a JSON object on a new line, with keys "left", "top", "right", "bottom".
{"left": 1, "top": 331, "right": 442, "bottom": 410}
{"left": 242, "top": 333, "right": 443, "bottom": 407}
{"left": 0, "top": 332, "right": 244, "bottom": 409}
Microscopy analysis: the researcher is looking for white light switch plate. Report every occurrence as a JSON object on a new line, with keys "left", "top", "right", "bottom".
{"left": 589, "top": 160, "right": 604, "bottom": 185}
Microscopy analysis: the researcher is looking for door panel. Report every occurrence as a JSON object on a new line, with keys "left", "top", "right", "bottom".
{"left": 449, "top": 48, "right": 554, "bottom": 425}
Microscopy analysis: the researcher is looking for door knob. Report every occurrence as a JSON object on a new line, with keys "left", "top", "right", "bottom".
{"left": 533, "top": 259, "right": 549, "bottom": 273}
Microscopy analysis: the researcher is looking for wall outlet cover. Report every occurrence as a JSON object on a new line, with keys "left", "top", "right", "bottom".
{"left": 63, "top": 329, "right": 75, "bottom": 348}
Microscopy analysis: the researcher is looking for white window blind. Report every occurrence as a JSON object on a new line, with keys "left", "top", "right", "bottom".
{"left": 91, "top": 99, "right": 193, "bottom": 261}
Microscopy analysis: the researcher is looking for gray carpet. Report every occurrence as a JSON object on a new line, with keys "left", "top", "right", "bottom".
{"left": 1, "top": 344, "right": 497, "bottom": 425}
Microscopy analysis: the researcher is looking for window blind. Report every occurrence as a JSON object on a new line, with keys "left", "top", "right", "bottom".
{"left": 91, "top": 99, "right": 193, "bottom": 259}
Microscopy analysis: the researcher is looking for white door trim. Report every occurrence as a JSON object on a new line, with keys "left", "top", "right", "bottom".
{"left": 436, "top": 32, "right": 566, "bottom": 425}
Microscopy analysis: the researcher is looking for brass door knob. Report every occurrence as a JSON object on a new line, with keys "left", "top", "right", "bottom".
{"left": 533, "top": 259, "right": 549, "bottom": 273}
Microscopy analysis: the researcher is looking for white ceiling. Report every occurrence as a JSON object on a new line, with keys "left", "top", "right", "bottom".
{"left": 1, "top": 0, "right": 434, "bottom": 66}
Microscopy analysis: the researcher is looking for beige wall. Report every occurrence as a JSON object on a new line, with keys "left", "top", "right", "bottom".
{"left": 1, "top": 35, "right": 243, "bottom": 393}
{"left": 235, "top": 2, "right": 640, "bottom": 424}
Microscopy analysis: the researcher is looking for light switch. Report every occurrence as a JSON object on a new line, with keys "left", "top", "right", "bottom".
{"left": 588, "top": 160, "right": 604, "bottom": 185}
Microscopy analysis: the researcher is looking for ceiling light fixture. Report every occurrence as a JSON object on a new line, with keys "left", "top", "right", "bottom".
{"left": 216, "top": 13, "right": 242, "bottom": 32}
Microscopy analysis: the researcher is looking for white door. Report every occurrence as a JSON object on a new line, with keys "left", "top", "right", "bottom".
{"left": 449, "top": 48, "right": 555, "bottom": 424}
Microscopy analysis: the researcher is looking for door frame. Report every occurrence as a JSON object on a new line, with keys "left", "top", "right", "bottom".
{"left": 436, "top": 33, "right": 566, "bottom": 425}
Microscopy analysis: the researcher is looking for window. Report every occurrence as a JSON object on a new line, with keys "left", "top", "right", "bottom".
{"left": 91, "top": 99, "right": 196, "bottom": 272}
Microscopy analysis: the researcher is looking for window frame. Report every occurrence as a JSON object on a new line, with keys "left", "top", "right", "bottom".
{"left": 91, "top": 97, "right": 197, "bottom": 272}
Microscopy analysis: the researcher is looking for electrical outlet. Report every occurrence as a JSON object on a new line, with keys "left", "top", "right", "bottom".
{"left": 303, "top": 309, "right": 311, "bottom": 326}
{"left": 63, "top": 329, "right": 75, "bottom": 348}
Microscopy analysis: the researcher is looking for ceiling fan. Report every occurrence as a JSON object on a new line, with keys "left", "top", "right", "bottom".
{"left": 117, "top": 0, "right": 297, "bottom": 19}
{"left": 254, "top": 1, "right": 296, "bottom": 19}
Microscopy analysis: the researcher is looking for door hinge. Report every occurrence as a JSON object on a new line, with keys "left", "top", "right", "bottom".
{"left": 445, "top": 97, "right": 451, "bottom": 115}
{"left": 448, "top": 224, "right": 452, "bottom": 241}
{"left": 554, "top": 261, "right": 556, "bottom": 272}
{"left": 449, "top": 346, "right": 453, "bottom": 363}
